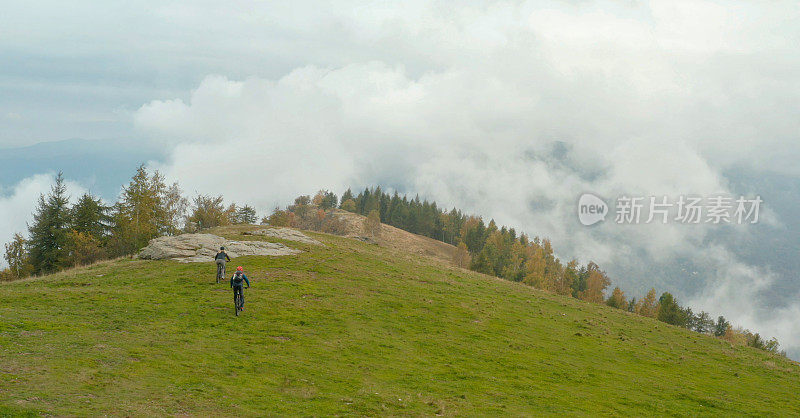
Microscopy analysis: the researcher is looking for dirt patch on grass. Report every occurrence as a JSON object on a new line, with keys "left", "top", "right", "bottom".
{"left": 271, "top": 336, "right": 291, "bottom": 341}
{"left": 329, "top": 210, "right": 457, "bottom": 265}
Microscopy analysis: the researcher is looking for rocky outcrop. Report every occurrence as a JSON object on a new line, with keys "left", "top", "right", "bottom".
{"left": 138, "top": 233, "right": 300, "bottom": 263}
{"left": 242, "top": 228, "right": 323, "bottom": 246}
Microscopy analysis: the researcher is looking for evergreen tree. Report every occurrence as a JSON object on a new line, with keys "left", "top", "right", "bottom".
{"left": 28, "top": 172, "right": 72, "bottom": 274}
{"left": 469, "top": 249, "right": 494, "bottom": 275}
{"left": 572, "top": 265, "right": 589, "bottom": 298}
{"left": 657, "top": 292, "right": 686, "bottom": 326}
{"left": 714, "top": 316, "right": 730, "bottom": 337}
{"left": 692, "top": 311, "right": 714, "bottom": 334}
{"left": 109, "top": 165, "right": 171, "bottom": 255}
{"left": 461, "top": 217, "right": 485, "bottom": 254}
{"left": 485, "top": 231, "right": 510, "bottom": 277}
{"left": 236, "top": 205, "right": 258, "bottom": 224}
{"left": 379, "top": 192, "right": 390, "bottom": 223}
{"left": 71, "top": 193, "right": 109, "bottom": 239}
{"left": 320, "top": 191, "right": 338, "bottom": 210}
{"left": 340, "top": 188, "right": 354, "bottom": 207}
{"left": 627, "top": 297, "right": 637, "bottom": 312}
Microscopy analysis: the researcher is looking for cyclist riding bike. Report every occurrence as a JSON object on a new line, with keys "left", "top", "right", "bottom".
{"left": 214, "top": 246, "right": 231, "bottom": 282}
{"left": 231, "top": 266, "right": 250, "bottom": 310}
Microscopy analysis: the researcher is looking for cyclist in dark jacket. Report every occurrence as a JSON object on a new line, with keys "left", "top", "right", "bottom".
{"left": 215, "top": 247, "right": 231, "bottom": 262}
{"left": 231, "top": 266, "right": 250, "bottom": 309}
{"left": 214, "top": 246, "right": 231, "bottom": 279}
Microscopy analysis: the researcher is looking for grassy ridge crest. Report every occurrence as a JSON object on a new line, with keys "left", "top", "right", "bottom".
{"left": 1, "top": 228, "right": 798, "bottom": 415}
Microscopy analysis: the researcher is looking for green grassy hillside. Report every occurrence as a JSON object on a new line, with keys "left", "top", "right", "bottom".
{"left": 1, "top": 229, "right": 798, "bottom": 416}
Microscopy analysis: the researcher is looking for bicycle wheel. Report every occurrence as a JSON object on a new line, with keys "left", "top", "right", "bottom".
{"left": 235, "top": 291, "right": 242, "bottom": 316}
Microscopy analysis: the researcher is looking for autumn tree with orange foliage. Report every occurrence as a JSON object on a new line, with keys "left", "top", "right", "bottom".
{"left": 453, "top": 242, "right": 471, "bottom": 268}
{"left": 636, "top": 288, "right": 659, "bottom": 317}
{"left": 606, "top": 287, "right": 627, "bottom": 309}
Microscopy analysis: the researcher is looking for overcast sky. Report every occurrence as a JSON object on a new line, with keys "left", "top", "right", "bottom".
{"left": 2, "top": 0, "right": 800, "bottom": 357}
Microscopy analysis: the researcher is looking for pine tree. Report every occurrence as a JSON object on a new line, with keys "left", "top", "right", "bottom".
{"left": 28, "top": 172, "right": 72, "bottom": 274}
{"left": 71, "top": 193, "right": 109, "bottom": 240}
{"left": 461, "top": 217, "right": 485, "bottom": 254}
{"left": 693, "top": 311, "right": 714, "bottom": 334}
{"left": 627, "top": 297, "right": 637, "bottom": 312}
{"left": 340, "top": 188, "right": 354, "bottom": 208}
{"left": 110, "top": 165, "right": 171, "bottom": 255}
{"left": 469, "top": 250, "right": 494, "bottom": 275}
{"left": 484, "top": 231, "right": 510, "bottom": 277}
{"left": 714, "top": 316, "right": 730, "bottom": 337}
{"left": 236, "top": 205, "right": 258, "bottom": 224}
{"left": 106, "top": 166, "right": 188, "bottom": 254}
{"left": 320, "top": 191, "right": 338, "bottom": 210}
{"left": 572, "top": 264, "right": 589, "bottom": 298}
{"left": 657, "top": 292, "right": 686, "bottom": 326}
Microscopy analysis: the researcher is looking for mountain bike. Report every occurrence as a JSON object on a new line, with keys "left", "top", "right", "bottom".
{"left": 234, "top": 286, "right": 247, "bottom": 316}
{"left": 216, "top": 261, "right": 226, "bottom": 284}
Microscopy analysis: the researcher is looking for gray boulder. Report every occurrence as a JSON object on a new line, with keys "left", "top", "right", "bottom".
{"left": 138, "top": 233, "right": 301, "bottom": 263}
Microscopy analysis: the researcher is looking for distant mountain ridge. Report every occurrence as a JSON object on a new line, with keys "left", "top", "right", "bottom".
{"left": 0, "top": 137, "right": 164, "bottom": 199}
